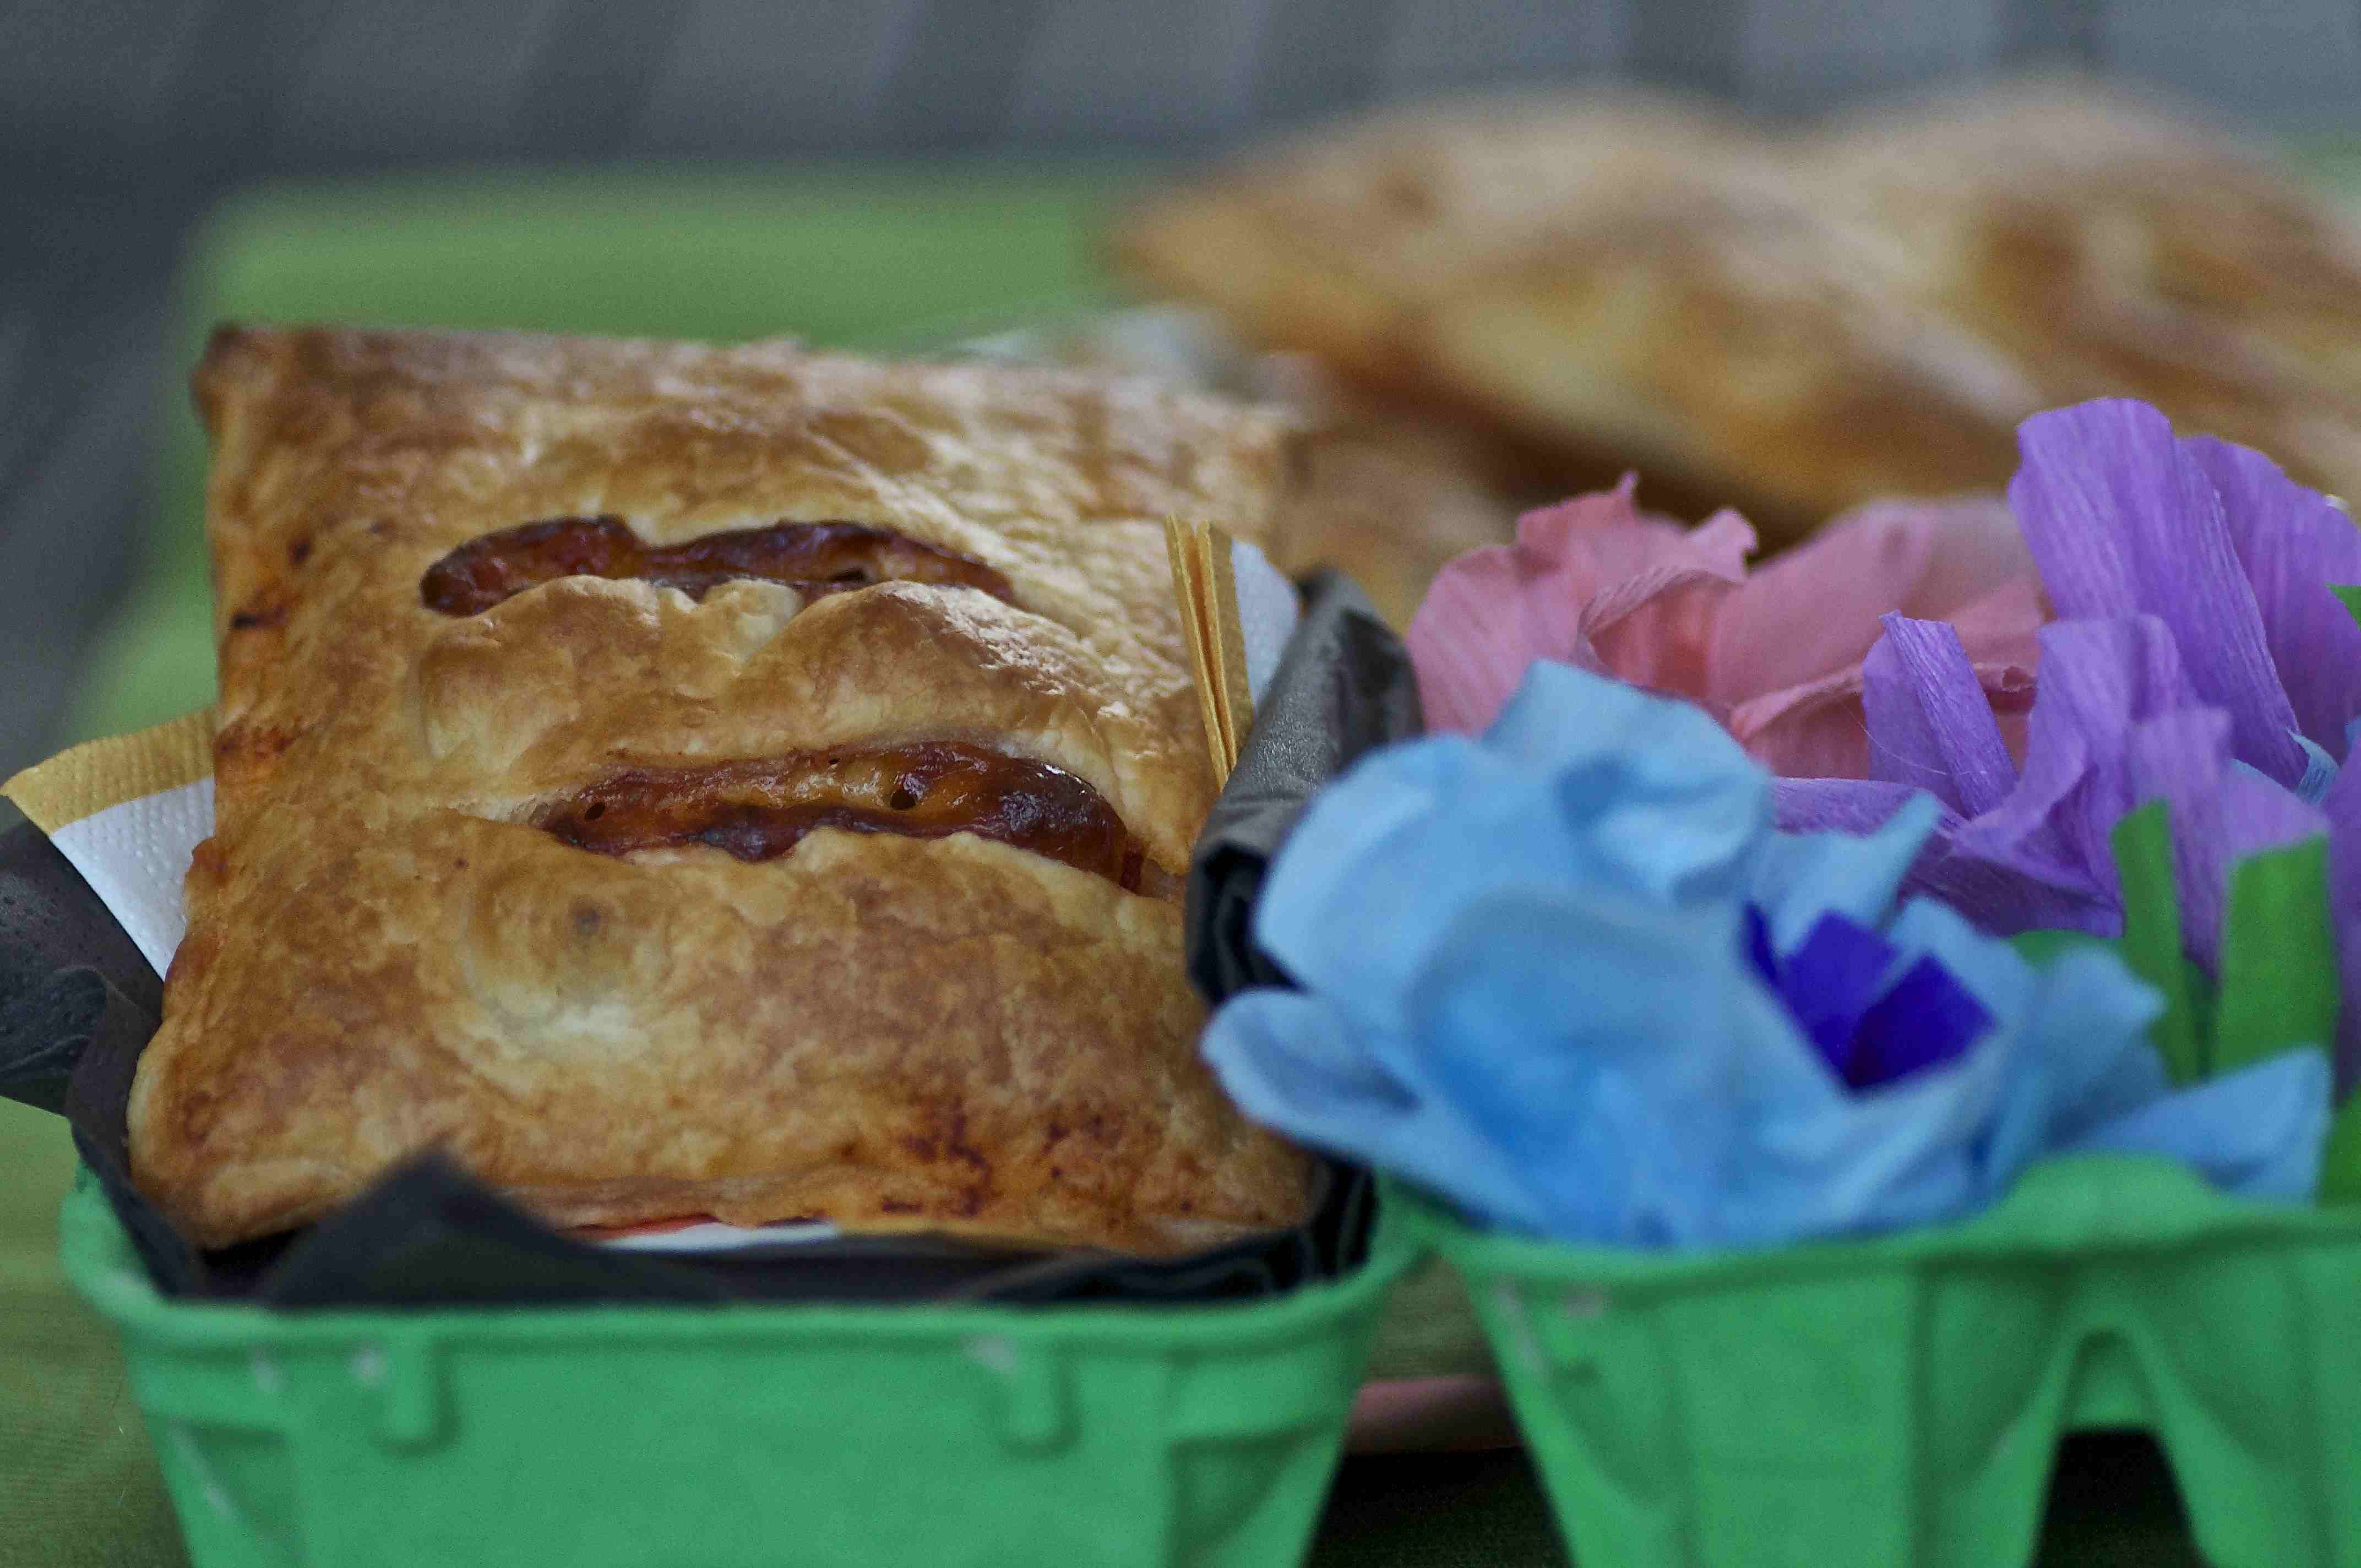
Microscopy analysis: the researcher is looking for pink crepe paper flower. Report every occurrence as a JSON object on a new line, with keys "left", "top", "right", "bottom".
{"left": 1406, "top": 477, "right": 2047, "bottom": 779}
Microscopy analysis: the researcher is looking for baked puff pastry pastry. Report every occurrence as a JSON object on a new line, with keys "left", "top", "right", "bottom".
{"left": 133, "top": 325, "right": 1317, "bottom": 1254}
{"left": 962, "top": 307, "right": 1523, "bottom": 628}
{"left": 1111, "top": 92, "right": 2042, "bottom": 541}
{"left": 1114, "top": 83, "right": 2361, "bottom": 538}
{"left": 1800, "top": 80, "right": 2361, "bottom": 505}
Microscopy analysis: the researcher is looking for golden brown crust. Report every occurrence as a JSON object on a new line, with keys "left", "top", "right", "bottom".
{"left": 1115, "top": 83, "right": 2361, "bottom": 535}
{"left": 137, "top": 324, "right": 1314, "bottom": 1251}
{"left": 1111, "top": 91, "right": 2038, "bottom": 540}
{"left": 1263, "top": 385, "right": 1530, "bottom": 629}
{"left": 1799, "top": 80, "right": 2361, "bottom": 503}
{"left": 952, "top": 311, "right": 1530, "bottom": 628}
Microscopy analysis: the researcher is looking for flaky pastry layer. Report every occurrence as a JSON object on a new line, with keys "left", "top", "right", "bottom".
{"left": 1111, "top": 91, "right": 2037, "bottom": 539}
{"left": 1114, "top": 81, "right": 2361, "bottom": 536}
{"left": 1797, "top": 80, "right": 2361, "bottom": 505}
{"left": 135, "top": 325, "right": 1314, "bottom": 1251}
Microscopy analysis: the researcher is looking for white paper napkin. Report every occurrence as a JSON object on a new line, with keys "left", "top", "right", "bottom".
{"left": 46, "top": 776, "right": 213, "bottom": 980}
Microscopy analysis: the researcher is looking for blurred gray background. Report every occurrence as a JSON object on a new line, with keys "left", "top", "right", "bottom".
{"left": 2, "top": 0, "right": 2358, "bottom": 783}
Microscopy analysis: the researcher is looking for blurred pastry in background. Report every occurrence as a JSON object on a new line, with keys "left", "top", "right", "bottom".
{"left": 1109, "top": 91, "right": 2039, "bottom": 544}
{"left": 1266, "top": 385, "right": 1525, "bottom": 633}
{"left": 1800, "top": 78, "right": 2361, "bottom": 504}
{"left": 960, "top": 306, "right": 1522, "bottom": 627}
{"left": 1112, "top": 78, "right": 2361, "bottom": 572}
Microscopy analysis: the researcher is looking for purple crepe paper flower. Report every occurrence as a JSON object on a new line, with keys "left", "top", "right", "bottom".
{"left": 1781, "top": 400, "right": 2361, "bottom": 1086}
{"left": 2009, "top": 400, "right": 2361, "bottom": 787}
{"left": 1785, "top": 613, "right": 2329, "bottom": 954}
{"left": 2330, "top": 760, "right": 2361, "bottom": 1085}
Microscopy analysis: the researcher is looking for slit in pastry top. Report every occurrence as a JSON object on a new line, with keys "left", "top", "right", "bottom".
{"left": 421, "top": 516, "right": 1017, "bottom": 616}
{"left": 531, "top": 742, "right": 1155, "bottom": 892}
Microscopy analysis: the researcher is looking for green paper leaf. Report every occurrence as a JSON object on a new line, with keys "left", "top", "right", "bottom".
{"left": 2332, "top": 584, "right": 2361, "bottom": 633}
{"left": 2210, "top": 835, "right": 2339, "bottom": 1077}
{"left": 2321, "top": 1095, "right": 2361, "bottom": 1205}
{"left": 2109, "top": 804, "right": 2208, "bottom": 1084}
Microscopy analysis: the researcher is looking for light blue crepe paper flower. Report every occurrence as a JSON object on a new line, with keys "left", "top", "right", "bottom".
{"left": 1205, "top": 661, "right": 2331, "bottom": 1248}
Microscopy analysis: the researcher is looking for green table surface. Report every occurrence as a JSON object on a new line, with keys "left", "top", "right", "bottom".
{"left": 19, "top": 149, "right": 2359, "bottom": 1566}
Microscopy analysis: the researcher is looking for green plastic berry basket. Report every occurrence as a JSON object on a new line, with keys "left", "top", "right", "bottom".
{"left": 1394, "top": 1156, "right": 2361, "bottom": 1568}
{"left": 59, "top": 1167, "right": 1419, "bottom": 1568}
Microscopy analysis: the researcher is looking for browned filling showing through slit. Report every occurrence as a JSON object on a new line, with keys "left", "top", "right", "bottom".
{"left": 421, "top": 516, "right": 1016, "bottom": 616}
{"left": 532, "top": 742, "right": 1155, "bottom": 892}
